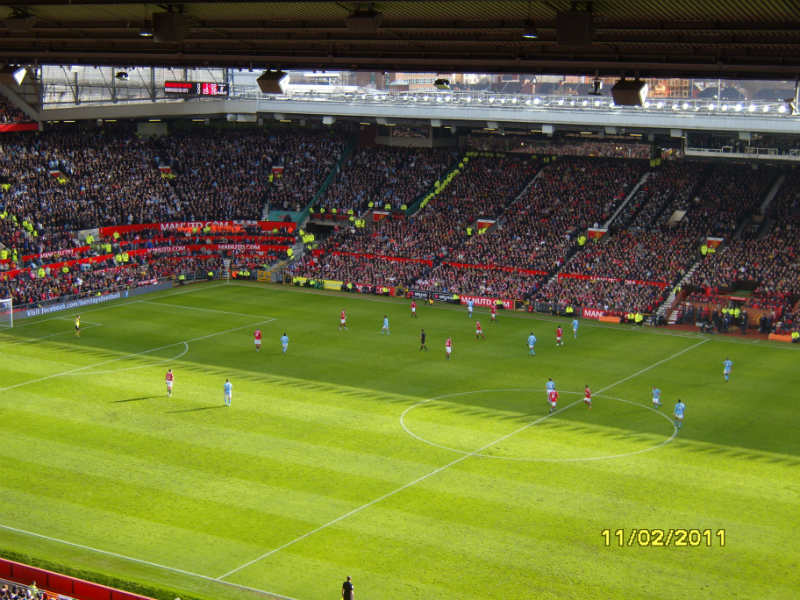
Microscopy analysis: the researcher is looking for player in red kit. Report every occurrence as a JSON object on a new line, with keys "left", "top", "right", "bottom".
{"left": 254, "top": 328, "right": 262, "bottom": 351}
{"left": 475, "top": 320, "right": 484, "bottom": 340}
{"left": 445, "top": 337, "right": 453, "bottom": 359}
{"left": 584, "top": 385, "right": 592, "bottom": 409}
{"left": 411, "top": 300, "right": 417, "bottom": 318}
{"left": 556, "top": 326, "right": 564, "bottom": 347}
{"left": 490, "top": 304, "right": 497, "bottom": 322}
{"left": 339, "top": 310, "right": 347, "bottom": 331}
{"left": 165, "top": 368, "right": 174, "bottom": 398}
{"left": 548, "top": 389, "right": 559, "bottom": 413}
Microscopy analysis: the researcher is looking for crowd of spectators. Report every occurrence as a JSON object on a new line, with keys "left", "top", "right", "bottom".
{"left": 2, "top": 121, "right": 797, "bottom": 326}
{"left": 615, "top": 162, "right": 701, "bottom": 231}
{"left": 311, "top": 155, "right": 539, "bottom": 260}
{"left": 0, "top": 124, "right": 344, "bottom": 238}
{"left": 415, "top": 264, "right": 545, "bottom": 299}
{"left": 0, "top": 252, "right": 226, "bottom": 306}
{"left": 0, "top": 97, "right": 29, "bottom": 123}
{"left": 451, "top": 157, "right": 646, "bottom": 272}
{"left": 292, "top": 253, "right": 428, "bottom": 288}
{"left": 534, "top": 277, "right": 668, "bottom": 314}
{"left": 318, "top": 146, "right": 454, "bottom": 213}
{"left": 564, "top": 230, "right": 697, "bottom": 284}
{"left": 467, "top": 134, "right": 652, "bottom": 159}
{"left": 655, "top": 162, "right": 776, "bottom": 238}
{"left": 0, "top": 582, "right": 44, "bottom": 600}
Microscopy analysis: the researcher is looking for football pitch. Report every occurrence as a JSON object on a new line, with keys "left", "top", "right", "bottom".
{"left": 0, "top": 281, "right": 798, "bottom": 600}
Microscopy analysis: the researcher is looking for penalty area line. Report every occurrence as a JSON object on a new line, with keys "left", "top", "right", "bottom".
{"left": 0, "top": 318, "right": 275, "bottom": 393}
{"left": 0, "top": 522, "right": 299, "bottom": 600}
{"left": 218, "top": 336, "right": 709, "bottom": 580}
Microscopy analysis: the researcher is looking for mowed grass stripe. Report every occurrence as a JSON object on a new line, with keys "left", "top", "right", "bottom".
{"left": 0, "top": 486, "right": 253, "bottom": 577}
{"left": 0, "top": 453, "right": 326, "bottom": 555}
{"left": 0, "top": 409, "right": 442, "bottom": 507}
{"left": 1, "top": 283, "right": 798, "bottom": 600}
{"left": 12, "top": 379, "right": 453, "bottom": 480}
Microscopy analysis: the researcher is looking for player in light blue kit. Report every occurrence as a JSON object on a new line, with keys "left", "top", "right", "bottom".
{"left": 381, "top": 314, "right": 390, "bottom": 335}
{"left": 722, "top": 357, "right": 733, "bottom": 382}
{"left": 572, "top": 318, "right": 579, "bottom": 339}
{"left": 280, "top": 332, "right": 289, "bottom": 353}
{"left": 545, "top": 377, "right": 556, "bottom": 410}
{"left": 223, "top": 378, "right": 233, "bottom": 407}
{"left": 467, "top": 299, "right": 474, "bottom": 318}
{"left": 673, "top": 399, "right": 685, "bottom": 430}
{"left": 527, "top": 332, "right": 537, "bottom": 356}
{"left": 651, "top": 386, "right": 662, "bottom": 408}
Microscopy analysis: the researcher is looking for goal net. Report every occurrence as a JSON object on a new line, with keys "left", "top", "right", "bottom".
{"left": 0, "top": 297, "right": 12, "bottom": 329}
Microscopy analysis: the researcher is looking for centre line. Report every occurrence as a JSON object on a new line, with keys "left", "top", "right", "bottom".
{"left": 216, "top": 337, "right": 709, "bottom": 580}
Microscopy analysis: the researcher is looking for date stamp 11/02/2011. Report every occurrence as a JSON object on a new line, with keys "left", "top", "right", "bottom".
{"left": 602, "top": 529, "right": 726, "bottom": 547}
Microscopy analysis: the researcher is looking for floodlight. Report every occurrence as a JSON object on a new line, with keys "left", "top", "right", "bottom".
{"left": 521, "top": 20, "right": 538, "bottom": 39}
{"left": 12, "top": 66, "right": 26, "bottom": 85}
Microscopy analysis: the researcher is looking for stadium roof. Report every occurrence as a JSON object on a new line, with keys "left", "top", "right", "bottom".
{"left": 2, "top": 1, "right": 800, "bottom": 78}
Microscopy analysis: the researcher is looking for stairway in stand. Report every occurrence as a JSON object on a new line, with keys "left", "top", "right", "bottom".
{"left": 656, "top": 258, "right": 703, "bottom": 325}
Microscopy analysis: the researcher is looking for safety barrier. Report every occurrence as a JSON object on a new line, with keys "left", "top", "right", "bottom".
{"left": 0, "top": 557, "right": 154, "bottom": 600}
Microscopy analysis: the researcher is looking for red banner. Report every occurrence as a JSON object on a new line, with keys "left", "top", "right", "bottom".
{"left": 582, "top": 307, "right": 606, "bottom": 320}
{"left": 587, "top": 228, "right": 607, "bottom": 239}
{"left": 0, "top": 122, "right": 37, "bottom": 132}
{"left": 558, "top": 273, "right": 669, "bottom": 288}
{"left": 459, "top": 294, "right": 514, "bottom": 310}
{"left": 129, "top": 243, "right": 289, "bottom": 256}
{"left": 100, "top": 221, "right": 296, "bottom": 237}
{"left": 372, "top": 210, "right": 390, "bottom": 222}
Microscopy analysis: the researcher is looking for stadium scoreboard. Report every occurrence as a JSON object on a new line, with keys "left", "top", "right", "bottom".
{"left": 164, "top": 81, "right": 229, "bottom": 97}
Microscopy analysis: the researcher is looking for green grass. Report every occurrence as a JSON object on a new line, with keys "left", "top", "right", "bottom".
{"left": 0, "top": 281, "right": 798, "bottom": 600}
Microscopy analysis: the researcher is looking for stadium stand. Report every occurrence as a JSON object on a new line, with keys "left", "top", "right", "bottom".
{"left": 0, "top": 118, "right": 797, "bottom": 337}
{"left": 683, "top": 170, "right": 800, "bottom": 329}
{"left": 0, "top": 97, "right": 29, "bottom": 123}
{"left": 315, "top": 146, "right": 455, "bottom": 215}
{"left": 0, "top": 124, "right": 344, "bottom": 233}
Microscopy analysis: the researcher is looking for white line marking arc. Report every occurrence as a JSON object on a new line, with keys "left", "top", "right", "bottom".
{"left": 218, "top": 337, "right": 704, "bottom": 580}
{"left": 400, "top": 388, "right": 677, "bottom": 462}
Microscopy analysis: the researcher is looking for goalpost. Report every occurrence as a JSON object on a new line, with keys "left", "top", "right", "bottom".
{"left": 0, "top": 297, "right": 12, "bottom": 329}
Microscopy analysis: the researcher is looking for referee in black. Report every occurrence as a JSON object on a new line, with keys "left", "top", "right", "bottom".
{"left": 420, "top": 328, "right": 428, "bottom": 351}
{"left": 341, "top": 575, "right": 354, "bottom": 599}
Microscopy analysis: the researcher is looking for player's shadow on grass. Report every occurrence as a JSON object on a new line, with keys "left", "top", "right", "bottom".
{"left": 111, "top": 395, "right": 159, "bottom": 403}
{"left": 165, "top": 405, "right": 226, "bottom": 414}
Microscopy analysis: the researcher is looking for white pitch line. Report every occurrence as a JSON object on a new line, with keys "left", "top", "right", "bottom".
{"left": 400, "top": 389, "right": 678, "bottom": 463}
{"left": 215, "top": 397, "right": 581, "bottom": 581}
{"left": 78, "top": 341, "right": 189, "bottom": 376}
{"left": 15, "top": 323, "right": 103, "bottom": 342}
{"left": 6, "top": 282, "right": 229, "bottom": 330}
{"left": 0, "top": 522, "right": 299, "bottom": 600}
{"left": 140, "top": 300, "right": 269, "bottom": 319}
{"left": 217, "top": 336, "right": 707, "bottom": 580}
{"left": 0, "top": 318, "right": 274, "bottom": 394}
{"left": 594, "top": 338, "right": 709, "bottom": 394}
{"left": 237, "top": 281, "right": 800, "bottom": 350}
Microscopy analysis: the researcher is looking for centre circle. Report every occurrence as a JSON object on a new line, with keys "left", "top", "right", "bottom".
{"left": 400, "top": 388, "right": 677, "bottom": 463}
